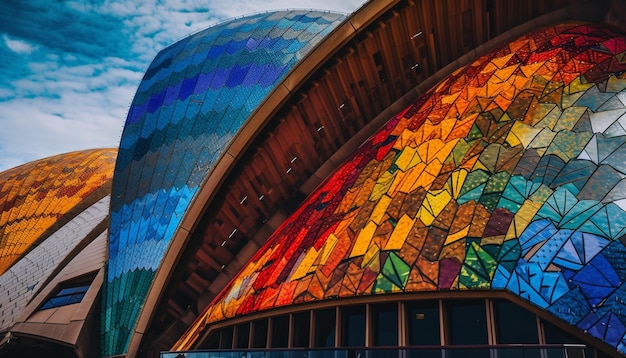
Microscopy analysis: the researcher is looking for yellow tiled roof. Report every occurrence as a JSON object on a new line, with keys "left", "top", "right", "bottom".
{"left": 0, "top": 148, "right": 116, "bottom": 274}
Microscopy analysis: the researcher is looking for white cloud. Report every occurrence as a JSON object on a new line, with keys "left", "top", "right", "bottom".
{"left": 0, "top": 0, "right": 367, "bottom": 172}
{"left": 2, "top": 34, "right": 37, "bottom": 54}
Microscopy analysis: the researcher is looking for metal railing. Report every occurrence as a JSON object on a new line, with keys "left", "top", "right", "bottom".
{"left": 162, "top": 344, "right": 589, "bottom": 358}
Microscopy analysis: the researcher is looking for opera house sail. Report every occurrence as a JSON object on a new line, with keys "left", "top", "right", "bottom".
{"left": 2, "top": 1, "right": 626, "bottom": 358}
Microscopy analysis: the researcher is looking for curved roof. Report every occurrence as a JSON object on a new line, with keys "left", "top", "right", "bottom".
{"left": 175, "top": 22, "right": 626, "bottom": 353}
{"left": 0, "top": 149, "right": 116, "bottom": 275}
{"left": 104, "top": 10, "right": 345, "bottom": 356}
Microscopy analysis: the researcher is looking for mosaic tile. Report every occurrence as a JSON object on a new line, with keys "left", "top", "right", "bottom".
{"left": 175, "top": 23, "right": 626, "bottom": 355}
{"left": 0, "top": 149, "right": 115, "bottom": 275}
{"left": 103, "top": 10, "right": 344, "bottom": 356}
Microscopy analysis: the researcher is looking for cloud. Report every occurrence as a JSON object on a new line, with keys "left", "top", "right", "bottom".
{"left": 2, "top": 34, "right": 36, "bottom": 54}
{"left": 0, "top": 0, "right": 366, "bottom": 172}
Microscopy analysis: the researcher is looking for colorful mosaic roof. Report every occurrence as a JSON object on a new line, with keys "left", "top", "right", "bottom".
{"left": 0, "top": 149, "right": 116, "bottom": 275}
{"left": 103, "top": 10, "right": 344, "bottom": 356}
{"left": 175, "top": 23, "right": 626, "bottom": 353}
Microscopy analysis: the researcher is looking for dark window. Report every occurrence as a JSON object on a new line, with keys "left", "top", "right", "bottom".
{"left": 252, "top": 319, "right": 268, "bottom": 348}
{"left": 446, "top": 300, "right": 488, "bottom": 345}
{"left": 543, "top": 321, "right": 592, "bottom": 358}
{"left": 271, "top": 315, "right": 289, "bottom": 348}
{"left": 446, "top": 300, "right": 489, "bottom": 358}
{"left": 372, "top": 303, "right": 398, "bottom": 346}
{"left": 406, "top": 301, "right": 440, "bottom": 346}
{"left": 235, "top": 323, "right": 250, "bottom": 348}
{"left": 494, "top": 300, "right": 538, "bottom": 344}
{"left": 292, "top": 311, "right": 310, "bottom": 347}
{"left": 341, "top": 306, "right": 366, "bottom": 347}
{"left": 220, "top": 326, "right": 233, "bottom": 349}
{"left": 314, "top": 308, "right": 336, "bottom": 347}
{"left": 202, "top": 330, "right": 219, "bottom": 349}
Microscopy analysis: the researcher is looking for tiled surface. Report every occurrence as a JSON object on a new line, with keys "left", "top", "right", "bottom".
{"left": 176, "top": 23, "right": 626, "bottom": 353}
{"left": 103, "top": 10, "right": 344, "bottom": 356}
{"left": 0, "top": 149, "right": 116, "bottom": 275}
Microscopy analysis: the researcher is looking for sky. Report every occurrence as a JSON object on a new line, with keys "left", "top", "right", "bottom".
{"left": 0, "top": 0, "right": 366, "bottom": 172}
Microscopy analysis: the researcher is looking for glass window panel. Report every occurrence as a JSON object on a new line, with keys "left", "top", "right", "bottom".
{"left": 314, "top": 308, "right": 336, "bottom": 348}
{"left": 39, "top": 283, "right": 91, "bottom": 310}
{"left": 543, "top": 320, "right": 593, "bottom": 358}
{"left": 494, "top": 300, "right": 539, "bottom": 344}
{"left": 445, "top": 300, "right": 489, "bottom": 358}
{"left": 271, "top": 315, "right": 289, "bottom": 348}
{"left": 57, "top": 285, "right": 89, "bottom": 296}
{"left": 220, "top": 326, "right": 233, "bottom": 349}
{"left": 292, "top": 311, "right": 310, "bottom": 348}
{"left": 341, "top": 305, "right": 366, "bottom": 347}
{"left": 252, "top": 319, "right": 268, "bottom": 348}
{"left": 372, "top": 303, "right": 398, "bottom": 346}
{"left": 202, "top": 330, "right": 220, "bottom": 349}
{"left": 446, "top": 300, "right": 488, "bottom": 345}
{"left": 235, "top": 323, "right": 250, "bottom": 349}
{"left": 406, "top": 301, "right": 440, "bottom": 346}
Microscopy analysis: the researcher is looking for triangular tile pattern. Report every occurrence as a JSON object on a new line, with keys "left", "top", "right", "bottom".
{"left": 103, "top": 11, "right": 345, "bottom": 356}
{"left": 176, "top": 23, "right": 626, "bottom": 353}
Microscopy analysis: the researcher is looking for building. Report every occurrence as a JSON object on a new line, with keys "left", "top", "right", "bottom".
{"left": 1, "top": 0, "right": 626, "bottom": 357}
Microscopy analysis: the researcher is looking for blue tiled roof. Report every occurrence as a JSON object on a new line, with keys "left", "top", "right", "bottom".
{"left": 103, "top": 10, "right": 344, "bottom": 356}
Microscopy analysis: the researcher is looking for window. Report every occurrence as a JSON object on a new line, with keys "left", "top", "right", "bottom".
{"left": 235, "top": 323, "right": 250, "bottom": 348}
{"left": 195, "top": 298, "right": 605, "bottom": 357}
{"left": 494, "top": 300, "right": 538, "bottom": 344}
{"left": 252, "top": 319, "right": 268, "bottom": 348}
{"left": 39, "top": 285, "right": 90, "bottom": 310}
{"left": 406, "top": 300, "right": 440, "bottom": 346}
{"left": 292, "top": 311, "right": 310, "bottom": 347}
{"left": 341, "top": 305, "right": 365, "bottom": 347}
{"left": 315, "top": 308, "right": 336, "bottom": 347}
{"left": 445, "top": 300, "right": 489, "bottom": 358}
{"left": 372, "top": 303, "right": 398, "bottom": 346}
{"left": 271, "top": 315, "right": 289, "bottom": 348}
{"left": 543, "top": 321, "right": 593, "bottom": 358}
{"left": 220, "top": 326, "right": 233, "bottom": 349}
{"left": 39, "top": 275, "right": 95, "bottom": 310}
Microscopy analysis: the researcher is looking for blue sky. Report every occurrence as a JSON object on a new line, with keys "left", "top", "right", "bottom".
{"left": 0, "top": 0, "right": 364, "bottom": 172}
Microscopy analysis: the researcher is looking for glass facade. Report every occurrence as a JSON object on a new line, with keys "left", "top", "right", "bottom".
{"left": 186, "top": 298, "right": 596, "bottom": 357}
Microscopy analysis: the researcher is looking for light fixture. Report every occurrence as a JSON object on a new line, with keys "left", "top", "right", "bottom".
{"left": 410, "top": 31, "right": 423, "bottom": 40}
